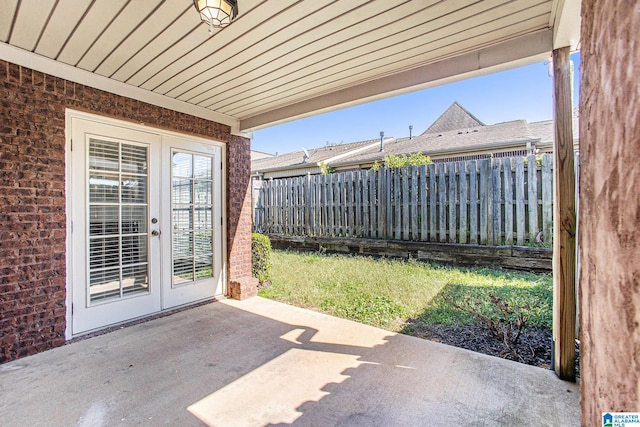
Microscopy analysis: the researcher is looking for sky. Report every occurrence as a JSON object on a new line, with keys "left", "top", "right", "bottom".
{"left": 251, "top": 53, "right": 580, "bottom": 155}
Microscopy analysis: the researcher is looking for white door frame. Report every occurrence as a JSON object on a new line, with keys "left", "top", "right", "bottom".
{"left": 65, "top": 110, "right": 227, "bottom": 339}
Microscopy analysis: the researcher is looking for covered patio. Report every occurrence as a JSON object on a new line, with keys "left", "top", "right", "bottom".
{"left": 0, "top": 297, "right": 579, "bottom": 426}
{"left": 2, "top": 0, "right": 639, "bottom": 425}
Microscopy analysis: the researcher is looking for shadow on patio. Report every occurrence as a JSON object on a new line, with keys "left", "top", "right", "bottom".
{"left": 0, "top": 298, "right": 578, "bottom": 426}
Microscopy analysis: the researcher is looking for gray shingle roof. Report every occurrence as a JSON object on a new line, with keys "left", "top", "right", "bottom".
{"left": 251, "top": 138, "right": 379, "bottom": 172}
{"left": 251, "top": 103, "right": 555, "bottom": 173}
{"left": 332, "top": 119, "right": 540, "bottom": 166}
{"left": 527, "top": 120, "right": 555, "bottom": 144}
{"left": 422, "top": 101, "right": 485, "bottom": 134}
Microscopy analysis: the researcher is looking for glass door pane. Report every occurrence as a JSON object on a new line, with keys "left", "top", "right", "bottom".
{"left": 171, "top": 151, "right": 214, "bottom": 285}
{"left": 88, "top": 138, "right": 149, "bottom": 302}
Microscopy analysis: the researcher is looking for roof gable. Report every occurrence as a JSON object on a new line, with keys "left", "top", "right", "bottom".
{"left": 423, "top": 102, "right": 485, "bottom": 134}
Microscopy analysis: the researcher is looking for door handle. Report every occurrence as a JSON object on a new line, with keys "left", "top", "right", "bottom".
{"left": 151, "top": 230, "right": 161, "bottom": 237}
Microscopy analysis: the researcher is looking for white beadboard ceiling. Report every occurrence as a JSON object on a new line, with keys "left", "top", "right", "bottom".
{"left": 0, "top": 0, "right": 580, "bottom": 134}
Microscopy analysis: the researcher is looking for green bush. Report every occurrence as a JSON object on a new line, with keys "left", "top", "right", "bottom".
{"left": 371, "top": 152, "right": 433, "bottom": 170}
{"left": 251, "top": 233, "right": 272, "bottom": 285}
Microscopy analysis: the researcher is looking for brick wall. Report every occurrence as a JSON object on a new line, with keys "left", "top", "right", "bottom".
{"left": 226, "top": 134, "right": 253, "bottom": 282}
{"left": 0, "top": 59, "right": 252, "bottom": 363}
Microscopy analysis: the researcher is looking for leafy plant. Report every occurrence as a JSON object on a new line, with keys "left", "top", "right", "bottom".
{"left": 381, "top": 152, "right": 433, "bottom": 169}
{"left": 251, "top": 233, "right": 272, "bottom": 285}
{"left": 319, "top": 161, "right": 336, "bottom": 174}
{"left": 447, "top": 293, "right": 534, "bottom": 361}
{"left": 371, "top": 152, "right": 432, "bottom": 171}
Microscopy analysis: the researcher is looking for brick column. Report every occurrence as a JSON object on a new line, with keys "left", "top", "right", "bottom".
{"left": 226, "top": 134, "right": 258, "bottom": 300}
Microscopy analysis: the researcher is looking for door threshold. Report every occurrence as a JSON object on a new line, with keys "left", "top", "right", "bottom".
{"left": 68, "top": 297, "right": 224, "bottom": 344}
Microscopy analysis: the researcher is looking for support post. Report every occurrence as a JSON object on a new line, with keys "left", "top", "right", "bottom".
{"left": 552, "top": 46, "right": 577, "bottom": 381}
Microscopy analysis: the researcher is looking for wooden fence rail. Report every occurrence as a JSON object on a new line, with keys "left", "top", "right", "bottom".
{"left": 254, "top": 154, "right": 557, "bottom": 246}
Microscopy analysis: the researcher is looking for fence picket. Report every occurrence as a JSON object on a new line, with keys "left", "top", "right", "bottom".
{"left": 411, "top": 166, "right": 419, "bottom": 240}
{"left": 428, "top": 164, "right": 437, "bottom": 241}
{"left": 515, "top": 157, "right": 526, "bottom": 245}
{"left": 402, "top": 168, "right": 410, "bottom": 240}
{"left": 391, "top": 170, "right": 398, "bottom": 239}
{"left": 479, "top": 159, "right": 490, "bottom": 245}
{"left": 504, "top": 158, "right": 514, "bottom": 245}
{"left": 369, "top": 171, "right": 376, "bottom": 238}
{"left": 355, "top": 171, "right": 362, "bottom": 237}
{"left": 527, "top": 154, "right": 539, "bottom": 241}
{"left": 459, "top": 162, "right": 468, "bottom": 244}
{"left": 314, "top": 175, "right": 321, "bottom": 235}
{"left": 420, "top": 165, "right": 428, "bottom": 241}
{"left": 492, "top": 159, "right": 502, "bottom": 245}
{"left": 438, "top": 163, "right": 447, "bottom": 242}
{"left": 542, "top": 154, "right": 553, "bottom": 243}
{"left": 378, "top": 169, "right": 385, "bottom": 238}
{"left": 360, "top": 171, "right": 371, "bottom": 237}
{"left": 448, "top": 163, "right": 457, "bottom": 243}
{"left": 469, "top": 161, "right": 478, "bottom": 244}
{"left": 327, "top": 174, "right": 336, "bottom": 237}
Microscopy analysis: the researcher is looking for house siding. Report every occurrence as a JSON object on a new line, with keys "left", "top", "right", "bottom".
{"left": 0, "top": 60, "right": 253, "bottom": 363}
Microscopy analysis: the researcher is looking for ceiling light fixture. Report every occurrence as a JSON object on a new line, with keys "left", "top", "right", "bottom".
{"left": 193, "top": 0, "right": 238, "bottom": 35}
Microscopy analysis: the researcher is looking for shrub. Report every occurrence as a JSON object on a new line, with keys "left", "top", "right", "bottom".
{"left": 251, "top": 233, "right": 272, "bottom": 285}
{"left": 371, "top": 152, "right": 433, "bottom": 170}
{"left": 447, "top": 293, "right": 533, "bottom": 362}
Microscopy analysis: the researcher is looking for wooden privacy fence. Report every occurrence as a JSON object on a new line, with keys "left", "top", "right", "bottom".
{"left": 254, "top": 154, "right": 556, "bottom": 246}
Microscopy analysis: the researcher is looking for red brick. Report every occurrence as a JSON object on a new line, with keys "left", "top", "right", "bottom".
{"left": 1, "top": 60, "right": 251, "bottom": 363}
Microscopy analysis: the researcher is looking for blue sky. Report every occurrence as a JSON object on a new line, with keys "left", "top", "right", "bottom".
{"left": 251, "top": 53, "right": 580, "bottom": 155}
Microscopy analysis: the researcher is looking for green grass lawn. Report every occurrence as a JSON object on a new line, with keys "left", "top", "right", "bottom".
{"left": 259, "top": 250, "right": 552, "bottom": 333}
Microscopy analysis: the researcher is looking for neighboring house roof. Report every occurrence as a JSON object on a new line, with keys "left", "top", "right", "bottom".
{"left": 332, "top": 119, "right": 539, "bottom": 167}
{"left": 250, "top": 150, "right": 275, "bottom": 161}
{"left": 251, "top": 102, "right": 558, "bottom": 175}
{"left": 527, "top": 120, "right": 554, "bottom": 144}
{"left": 422, "top": 101, "right": 485, "bottom": 134}
{"left": 252, "top": 138, "right": 379, "bottom": 173}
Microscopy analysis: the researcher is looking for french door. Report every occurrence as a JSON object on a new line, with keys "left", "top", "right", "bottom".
{"left": 69, "top": 115, "right": 223, "bottom": 335}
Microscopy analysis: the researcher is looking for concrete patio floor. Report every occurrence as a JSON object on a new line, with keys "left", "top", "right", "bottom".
{"left": 0, "top": 297, "right": 579, "bottom": 426}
